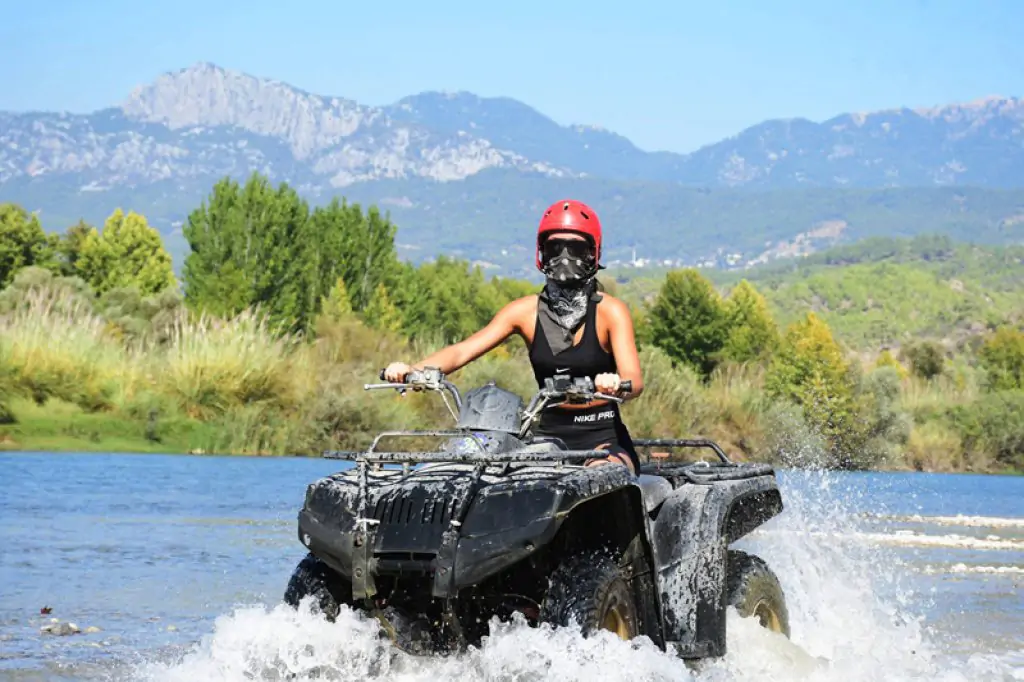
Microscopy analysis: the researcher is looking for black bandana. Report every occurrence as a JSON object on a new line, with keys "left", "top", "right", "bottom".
{"left": 537, "top": 278, "right": 600, "bottom": 355}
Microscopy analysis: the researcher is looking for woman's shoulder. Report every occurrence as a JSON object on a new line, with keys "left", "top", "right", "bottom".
{"left": 497, "top": 294, "right": 539, "bottom": 325}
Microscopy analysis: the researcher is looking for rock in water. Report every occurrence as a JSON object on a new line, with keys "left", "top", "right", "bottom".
{"left": 41, "top": 621, "right": 81, "bottom": 636}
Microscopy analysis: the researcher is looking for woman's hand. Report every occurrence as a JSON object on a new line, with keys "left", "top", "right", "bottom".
{"left": 594, "top": 372, "right": 622, "bottom": 395}
{"left": 384, "top": 362, "right": 412, "bottom": 383}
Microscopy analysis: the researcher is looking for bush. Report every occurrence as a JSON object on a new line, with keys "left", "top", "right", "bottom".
{"left": 949, "top": 390, "right": 1024, "bottom": 470}
{"left": 902, "top": 341, "right": 946, "bottom": 379}
{"left": 978, "top": 326, "right": 1024, "bottom": 391}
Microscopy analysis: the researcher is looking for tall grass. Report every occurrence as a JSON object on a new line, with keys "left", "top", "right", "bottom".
{"left": 0, "top": 280, "right": 1018, "bottom": 471}
{"left": 159, "top": 310, "right": 305, "bottom": 419}
{"left": 0, "top": 287, "right": 133, "bottom": 410}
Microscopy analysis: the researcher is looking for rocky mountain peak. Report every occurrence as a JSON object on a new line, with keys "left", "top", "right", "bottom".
{"left": 120, "top": 62, "right": 375, "bottom": 158}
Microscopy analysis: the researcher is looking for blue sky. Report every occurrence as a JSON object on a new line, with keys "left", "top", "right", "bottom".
{"left": 2, "top": 0, "right": 1022, "bottom": 153}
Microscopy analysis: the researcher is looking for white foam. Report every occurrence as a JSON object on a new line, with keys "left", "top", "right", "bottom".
{"left": 136, "top": 469, "right": 1022, "bottom": 682}
{"left": 923, "top": 563, "right": 1024, "bottom": 576}
{"left": 870, "top": 514, "right": 1024, "bottom": 529}
{"left": 757, "top": 528, "right": 1024, "bottom": 552}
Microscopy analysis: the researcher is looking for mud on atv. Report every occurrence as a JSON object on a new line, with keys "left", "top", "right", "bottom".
{"left": 284, "top": 368, "right": 789, "bottom": 660}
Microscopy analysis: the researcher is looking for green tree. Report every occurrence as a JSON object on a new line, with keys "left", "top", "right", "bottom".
{"left": 648, "top": 269, "right": 729, "bottom": 378}
{"left": 720, "top": 279, "right": 780, "bottom": 364}
{"left": 75, "top": 209, "right": 176, "bottom": 296}
{"left": 979, "top": 326, "right": 1024, "bottom": 391}
{"left": 766, "top": 313, "right": 859, "bottom": 466}
{"left": 363, "top": 283, "right": 403, "bottom": 333}
{"left": 902, "top": 341, "right": 945, "bottom": 379}
{"left": 0, "top": 203, "right": 55, "bottom": 289}
{"left": 51, "top": 219, "right": 93, "bottom": 277}
{"left": 183, "top": 174, "right": 401, "bottom": 334}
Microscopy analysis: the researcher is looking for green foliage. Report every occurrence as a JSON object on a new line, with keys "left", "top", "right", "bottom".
{"left": 53, "top": 219, "right": 92, "bottom": 277}
{"left": 874, "top": 349, "right": 908, "bottom": 379}
{"left": 853, "top": 366, "right": 913, "bottom": 469}
{"left": 0, "top": 285, "right": 124, "bottom": 411}
{"left": 97, "top": 286, "right": 185, "bottom": 345}
{"left": 615, "top": 236, "right": 1024, "bottom": 348}
{"left": 949, "top": 391, "right": 1024, "bottom": 470}
{"left": 978, "top": 326, "right": 1024, "bottom": 391}
{"left": 765, "top": 313, "right": 860, "bottom": 466}
{"left": 902, "top": 341, "right": 946, "bottom": 379}
{"left": 720, "top": 280, "right": 780, "bottom": 364}
{"left": 648, "top": 269, "right": 730, "bottom": 378}
{"left": 74, "top": 209, "right": 177, "bottom": 296}
{"left": 0, "top": 203, "right": 55, "bottom": 289}
{"left": 183, "top": 174, "right": 401, "bottom": 335}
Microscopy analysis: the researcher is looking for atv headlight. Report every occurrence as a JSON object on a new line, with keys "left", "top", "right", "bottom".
{"left": 461, "top": 484, "right": 559, "bottom": 536}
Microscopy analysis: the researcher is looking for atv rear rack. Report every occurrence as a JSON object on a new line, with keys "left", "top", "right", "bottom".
{"left": 633, "top": 438, "right": 732, "bottom": 464}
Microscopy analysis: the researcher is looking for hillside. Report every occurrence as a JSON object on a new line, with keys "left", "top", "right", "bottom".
{"left": 6, "top": 172, "right": 1024, "bottom": 279}
{"left": 2, "top": 63, "right": 1024, "bottom": 274}
{"left": 614, "top": 236, "right": 1024, "bottom": 347}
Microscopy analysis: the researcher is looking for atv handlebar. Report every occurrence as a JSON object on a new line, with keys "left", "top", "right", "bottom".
{"left": 366, "top": 368, "right": 632, "bottom": 436}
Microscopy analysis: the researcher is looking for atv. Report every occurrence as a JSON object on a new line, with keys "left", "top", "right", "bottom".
{"left": 284, "top": 367, "right": 790, "bottom": 660}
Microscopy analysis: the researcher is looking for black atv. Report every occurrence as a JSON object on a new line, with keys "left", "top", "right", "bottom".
{"left": 284, "top": 368, "right": 790, "bottom": 660}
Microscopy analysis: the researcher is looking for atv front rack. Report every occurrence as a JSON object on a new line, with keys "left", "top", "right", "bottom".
{"left": 323, "top": 449, "right": 616, "bottom": 464}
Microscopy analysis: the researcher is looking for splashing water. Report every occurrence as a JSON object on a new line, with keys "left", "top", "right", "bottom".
{"left": 136, "top": 469, "right": 1022, "bottom": 682}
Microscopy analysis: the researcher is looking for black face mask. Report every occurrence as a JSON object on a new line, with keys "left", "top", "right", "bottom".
{"left": 540, "top": 238, "right": 597, "bottom": 285}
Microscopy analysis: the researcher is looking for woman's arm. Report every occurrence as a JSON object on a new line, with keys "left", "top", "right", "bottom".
{"left": 602, "top": 297, "right": 645, "bottom": 399}
{"left": 385, "top": 296, "right": 532, "bottom": 380}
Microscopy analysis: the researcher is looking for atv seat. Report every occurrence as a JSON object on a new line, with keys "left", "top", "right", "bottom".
{"left": 636, "top": 474, "right": 673, "bottom": 513}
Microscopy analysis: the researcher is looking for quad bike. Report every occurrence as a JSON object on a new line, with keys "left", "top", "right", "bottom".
{"left": 284, "top": 368, "right": 790, "bottom": 660}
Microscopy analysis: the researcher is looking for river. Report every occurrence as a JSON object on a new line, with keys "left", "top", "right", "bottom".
{"left": 0, "top": 452, "right": 1021, "bottom": 681}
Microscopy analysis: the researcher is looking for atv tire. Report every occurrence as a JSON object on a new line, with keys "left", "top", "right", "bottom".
{"left": 539, "top": 551, "right": 639, "bottom": 640}
{"left": 725, "top": 549, "right": 790, "bottom": 637}
{"left": 283, "top": 553, "right": 351, "bottom": 622}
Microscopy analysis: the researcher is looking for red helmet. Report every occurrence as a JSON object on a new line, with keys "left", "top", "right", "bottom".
{"left": 535, "top": 199, "right": 602, "bottom": 271}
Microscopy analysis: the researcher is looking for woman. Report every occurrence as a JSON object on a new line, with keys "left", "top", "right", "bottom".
{"left": 384, "top": 199, "right": 644, "bottom": 474}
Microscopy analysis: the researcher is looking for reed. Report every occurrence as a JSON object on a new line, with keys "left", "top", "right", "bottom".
{"left": 0, "top": 287, "right": 131, "bottom": 411}
{"left": 157, "top": 309, "right": 304, "bottom": 419}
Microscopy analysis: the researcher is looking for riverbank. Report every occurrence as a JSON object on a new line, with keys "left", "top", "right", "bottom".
{"left": 2, "top": 377, "right": 1020, "bottom": 475}
{"left": 1, "top": 269, "right": 1022, "bottom": 475}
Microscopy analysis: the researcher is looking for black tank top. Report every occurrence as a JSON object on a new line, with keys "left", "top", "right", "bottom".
{"left": 529, "top": 292, "right": 617, "bottom": 387}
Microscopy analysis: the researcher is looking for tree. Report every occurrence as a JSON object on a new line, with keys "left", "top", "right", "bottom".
{"left": 901, "top": 341, "right": 945, "bottom": 379}
{"left": 362, "top": 283, "right": 403, "bottom": 333}
{"left": 183, "top": 173, "right": 402, "bottom": 334}
{"left": 979, "top": 326, "right": 1024, "bottom": 391}
{"left": 75, "top": 209, "right": 176, "bottom": 296}
{"left": 0, "top": 203, "right": 55, "bottom": 289}
{"left": 51, "top": 219, "right": 93, "bottom": 277}
{"left": 720, "top": 280, "right": 780, "bottom": 364}
{"left": 766, "top": 313, "right": 859, "bottom": 466}
{"left": 647, "top": 269, "right": 729, "bottom": 378}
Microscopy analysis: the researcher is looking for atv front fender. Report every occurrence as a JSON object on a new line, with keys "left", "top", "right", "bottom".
{"left": 651, "top": 474, "right": 782, "bottom": 658}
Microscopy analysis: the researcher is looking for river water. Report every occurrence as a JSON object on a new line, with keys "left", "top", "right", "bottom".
{"left": 0, "top": 452, "right": 1021, "bottom": 681}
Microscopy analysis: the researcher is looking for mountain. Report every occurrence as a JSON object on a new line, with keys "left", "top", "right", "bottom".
{"left": 2, "top": 62, "right": 1024, "bottom": 275}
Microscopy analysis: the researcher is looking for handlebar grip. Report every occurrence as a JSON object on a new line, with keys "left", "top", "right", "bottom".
{"left": 619, "top": 380, "right": 633, "bottom": 394}
{"left": 379, "top": 368, "right": 387, "bottom": 381}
